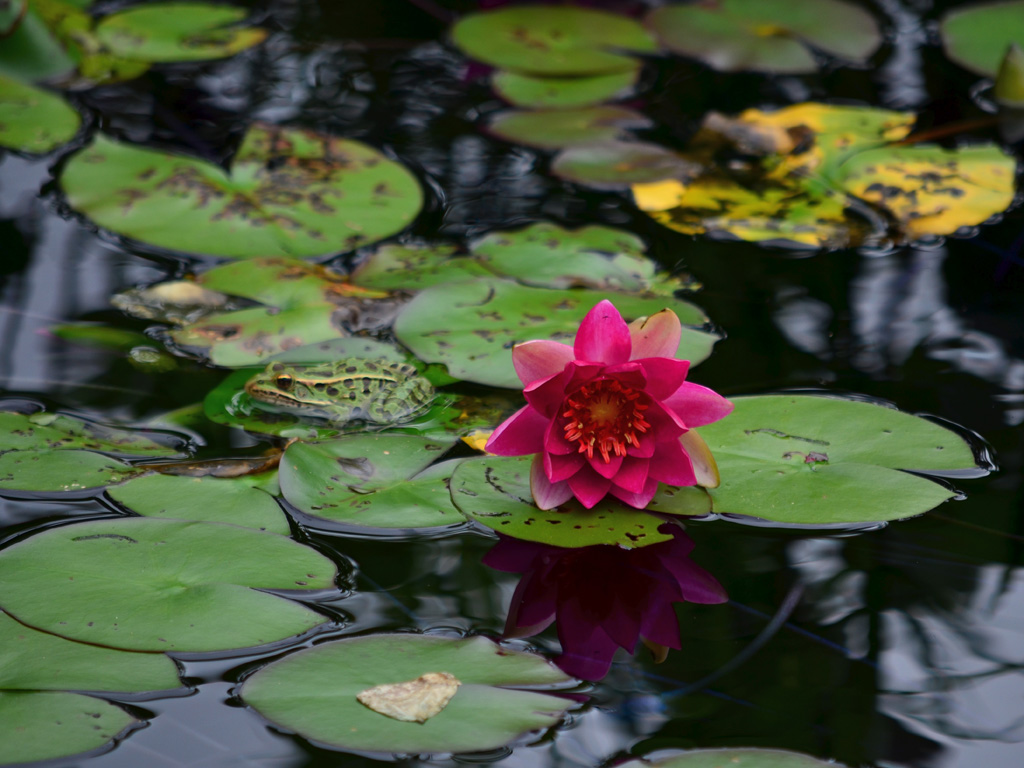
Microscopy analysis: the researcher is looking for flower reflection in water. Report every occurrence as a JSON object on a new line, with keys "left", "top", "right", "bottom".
{"left": 484, "top": 523, "right": 727, "bottom": 680}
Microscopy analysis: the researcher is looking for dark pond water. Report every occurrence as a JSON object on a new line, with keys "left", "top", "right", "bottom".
{"left": 1, "top": 0, "right": 1023, "bottom": 766}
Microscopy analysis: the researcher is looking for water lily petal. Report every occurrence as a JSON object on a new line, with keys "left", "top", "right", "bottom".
{"left": 574, "top": 299, "right": 631, "bottom": 365}
{"left": 640, "top": 602, "right": 683, "bottom": 650}
{"left": 626, "top": 433, "right": 656, "bottom": 458}
{"left": 564, "top": 360, "right": 607, "bottom": 392}
{"left": 647, "top": 438, "right": 697, "bottom": 486}
{"left": 628, "top": 308, "right": 681, "bottom": 359}
{"left": 663, "top": 558, "right": 728, "bottom": 604}
{"left": 512, "top": 339, "right": 575, "bottom": 386}
{"left": 601, "top": 361, "right": 647, "bottom": 391}
{"left": 556, "top": 600, "right": 619, "bottom": 680}
{"left": 662, "top": 382, "right": 734, "bottom": 428}
{"left": 486, "top": 405, "right": 548, "bottom": 455}
{"left": 589, "top": 453, "right": 624, "bottom": 479}
{"left": 524, "top": 371, "right": 569, "bottom": 418}
{"left": 568, "top": 465, "right": 613, "bottom": 508}
{"left": 545, "top": 418, "right": 575, "bottom": 455}
{"left": 609, "top": 477, "right": 659, "bottom": 508}
{"left": 633, "top": 357, "right": 690, "bottom": 400}
{"left": 611, "top": 455, "right": 649, "bottom": 494}
{"left": 644, "top": 399, "right": 687, "bottom": 437}
{"left": 680, "top": 429, "right": 720, "bottom": 488}
{"left": 531, "top": 455, "right": 575, "bottom": 510}
{"left": 546, "top": 450, "right": 586, "bottom": 483}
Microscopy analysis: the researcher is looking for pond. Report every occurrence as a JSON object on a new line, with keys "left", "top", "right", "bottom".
{"left": 0, "top": 0, "right": 1023, "bottom": 766}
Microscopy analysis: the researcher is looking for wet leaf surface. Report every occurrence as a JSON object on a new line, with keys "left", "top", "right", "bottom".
{"left": 62, "top": 125, "right": 423, "bottom": 259}
{"left": 0, "top": 410, "right": 181, "bottom": 456}
{"left": 352, "top": 243, "right": 494, "bottom": 291}
{"left": 0, "top": 74, "right": 79, "bottom": 152}
{"left": 941, "top": 0, "right": 1024, "bottom": 76}
{"left": 0, "top": 691, "right": 136, "bottom": 766}
{"left": 700, "top": 395, "right": 981, "bottom": 524}
{"left": 492, "top": 68, "right": 638, "bottom": 109}
{"left": 241, "top": 634, "right": 574, "bottom": 755}
{"left": 647, "top": 0, "right": 882, "bottom": 73}
{"left": 0, "top": 0, "right": 26, "bottom": 36}
{"left": 451, "top": 454, "right": 708, "bottom": 548}
{"left": 0, "top": 518, "right": 337, "bottom": 651}
{"left": 0, "top": 610, "right": 181, "bottom": 693}
{"left": 108, "top": 474, "right": 290, "bottom": 534}
{"left": 393, "top": 278, "right": 717, "bottom": 388}
{"left": 488, "top": 106, "right": 650, "bottom": 150}
{"left": 619, "top": 748, "right": 846, "bottom": 768}
{"left": 0, "top": 449, "right": 142, "bottom": 493}
{"left": 451, "top": 6, "right": 656, "bottom": 76}
{"left": 280, "top": 434, "right": 464, "bottom": 530}
{"left": 552, "top": 140, "right": 697, "bottom": 190}
{"left": 94, "top": 2, "right": 267, "bottom": 62}
{"left": 0, "top": 8, "right": 76, "bottom": 81}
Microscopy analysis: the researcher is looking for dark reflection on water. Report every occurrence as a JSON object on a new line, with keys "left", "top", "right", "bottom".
{"left": 1, "top": 0, "right": 1023, "bottom": 766}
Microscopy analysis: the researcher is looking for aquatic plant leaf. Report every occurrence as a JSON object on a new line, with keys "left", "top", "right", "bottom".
{"left": 0, "top": 410, "right": 180, "bottom": 456}
{"left": 61, "top": 125, "right": 423, "bottom": 259}
{"left": 393, "top": 278, "right": 717, "bottom": 388}
{"left": 470, "top": 222, "right": 663, "bottom": 292}
{"left": 699, "top": 395, "right": 980, "bottom": 524}
{"left": 492, "top": 68, "right": 638, "bottom": 109}
{"left": 171, "top": 304, "right": 343, "bottom": 367}
{"left": 352, "top": 243, "right": 494, "bottom": 291}
{"left": 940, "top": 0, "right": 1024, "bottom": 76}
{"left": 451, "top": 6, "right": 656, "bottom": 76}
{"left": 0, "top": 9, "right": 75, "bottom": 81}
{"left": 488, "top": 106, "right": 650, "bottom": 150}
{"left": 280, "top": 434, "right": 464, "bottom": 530}
{"left": 0, "top": 691, "right": 136, "bottom": 766}
{"left": 619, "top": 748, "right": 846, "bottom": 768}
{"left": 646, "top": 0, "right": 882, "bottom": 73}
{"left": 94, "top": 2, "right": 266, "bottom": 62}
{"left": 552, "top": 140, "right": 697, "bottom": 190}
{"left": 0, "top": 73, "right": 79, "bottom": 152}
{"left": 0, "top": 449, "right": 141, "bottom": 492}
{"left": 0, "top": 517, "right": 337, "bottom": 651}
{"left": 0, "top": 611, "right": 180, "bottom": 692}
{"left": 108, "top": 474, "right": 290, "bottom": 534}
{"left": 0, "top": 0, "right": 26, "bottom": 36}
{"left": 450, "top": 455, "right": 708, "bottom": 548}
{"left": 241, "top": 634, "right": 574, "bottom": 754}
{"left": 995, "top": 43, "right": 1024, "bottom": 108}
{"left": 837, "top": 144, "right": 1018, "bottom": 238}
{"left": 197, "top": 257, "right": 384, "bottom": 308}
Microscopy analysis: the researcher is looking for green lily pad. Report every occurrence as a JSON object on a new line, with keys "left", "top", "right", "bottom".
{"left": 94, "top": 2, "right": 267, "bottom": 62}
{"left": 470, "top": 222, "right": 665, "bottom": 292}
{"left": 279, "top": 434, "right": 463, "bottom": 530}
{"left": 393, "top": 278, "right": 718, "bottom": 388}
{"left": 108, "top": 474, "right": 290, "bottom": 534}
{"left": 352, "top": 243, "right": 495, "bottom": 291}
{"left": 0, "top": 8, "right": 75, "bottom": 81}
{"left": 450, "top": 455, "right": 706, "bottom": 548}
{"left": 646, "top": 0, "right": 882, "bottom": 73}
{"left": 0, "top": 517, "right": 337, "bottom": 651}
{"left": 197, "top": 258, "right": 383, "bottom": 308}
{"left": 62, "top": 125, "right": 423, "bottom": 259}
{"left": 451, "top": 6, "right": 656, "bottom": 76}
{"left": 941, "top": 0, "right": 1024, "bottom": 77}
{"left": 0, "top": 691, "right": 137, "bottom": 766}
{"left": 619, "top": 748, "right": 846, "bottom": 768}
{"left": 488, "top": 106, "right": 650, "bottom": 150}
{"left": 0, "top": 410, "right": 181, "bottom": 456}
{"left": 492, "top": 68, "right": 639, "bottom": 109}
{"left": 0, "top": 73, "right": 79, "bottom": 152}
{"left": 700, "top": 395, "right": 981, "bottom": 524}
{"left": 552, "top": 140, "right": 697, "bottom": 190}
{"left": 0, "top": 0, "right": 26, "bottom": 36}
{"left": 241, "top": 634, "right": 575, "bottom": 755}
{"left": 0, "top": 449, "right": 141, "bottom": 493}
{"left": 0, "top": 610, "right": 180, "bottom": 692}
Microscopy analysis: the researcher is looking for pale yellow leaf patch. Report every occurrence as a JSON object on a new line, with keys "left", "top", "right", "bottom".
{"left": 462, "top": 430, "right": 493, "bottom": 453}
{"left": 356, "top": 672, "right": 461, "bottom": 723}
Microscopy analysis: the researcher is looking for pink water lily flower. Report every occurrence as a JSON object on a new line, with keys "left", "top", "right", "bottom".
{"left": 486, "top": 300, "right": 733, "bottom": 510}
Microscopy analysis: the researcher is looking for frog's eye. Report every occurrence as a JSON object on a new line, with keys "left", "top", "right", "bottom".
{"left": 275, "top": 374, "right": 294, "bottom": 390}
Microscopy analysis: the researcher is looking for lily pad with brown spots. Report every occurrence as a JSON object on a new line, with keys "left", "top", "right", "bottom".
{"left": 492, "top": 68, "right": 639, "bottom": 109}
{"left": 61, "top": 125, "right": 423, "bottom": 259}
{"left": 487, "top": 106, "right": 650, "bottom": 150}
{"left": 0, "top": 74, "right": 79, "bottom": 153}
{"left": 551, "top": 140, "right": 697, "bottom": 190}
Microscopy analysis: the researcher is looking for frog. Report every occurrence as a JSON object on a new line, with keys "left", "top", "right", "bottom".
{"left": 244, "top": 358, "right": 434, "bottom": 425}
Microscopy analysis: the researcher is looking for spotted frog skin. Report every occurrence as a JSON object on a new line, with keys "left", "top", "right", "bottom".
{"left": 244, "top": 359, "right": 434, "bottom": 425}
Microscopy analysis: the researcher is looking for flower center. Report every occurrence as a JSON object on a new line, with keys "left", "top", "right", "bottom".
{"left": 562, "top": 379, "right": 651, "bottom": 463}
